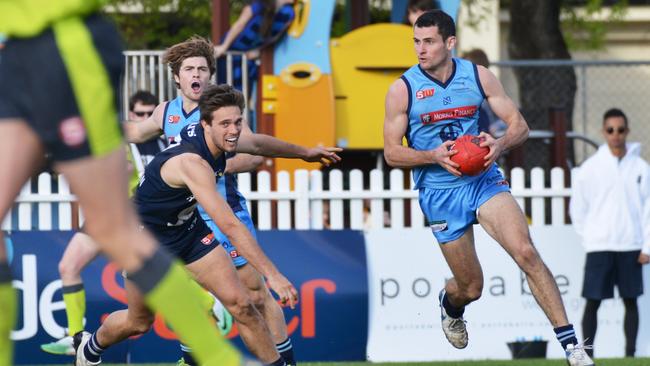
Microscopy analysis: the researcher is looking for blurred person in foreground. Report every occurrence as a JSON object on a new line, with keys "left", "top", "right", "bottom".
{"left": 39, "top": 90, "right": 167, "bottom": 357}
{"left": 0, "top": 2, "right": 242, "bottom": 365}
{"left": 570, "top": 107, "right": 650, "bottom": 358}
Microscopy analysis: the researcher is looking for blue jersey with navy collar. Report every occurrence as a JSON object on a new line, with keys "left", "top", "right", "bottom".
{"left": 163, "top": 95, "right": 200, "bottom": 145}
{"left": 401, "top": 57, "right": 489, "bottom": 189}
{"left": 135, "top": 123, "right": 226, "bottom": 244}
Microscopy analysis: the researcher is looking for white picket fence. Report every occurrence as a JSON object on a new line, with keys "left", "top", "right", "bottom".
{"left": 2, "top": 167, "right": 576, "bottom": 231}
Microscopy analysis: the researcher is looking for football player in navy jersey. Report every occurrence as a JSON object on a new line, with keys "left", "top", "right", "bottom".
{"left": 77, "top": 84, "right": 340, "bottom": 366}
{"left": 125, "top": 36, "right": 339, "bottom": 366}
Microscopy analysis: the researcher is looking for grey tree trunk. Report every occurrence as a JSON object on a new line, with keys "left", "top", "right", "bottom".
{"left": 508, "top": 0, "right": 576, "bottom": 169}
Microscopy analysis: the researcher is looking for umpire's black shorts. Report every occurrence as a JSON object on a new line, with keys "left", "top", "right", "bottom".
{"left": 582, "top": 250, "right": 643, "bottom": 300}
{"left": 0, "top": 14, "right": 124, "bottom": 161}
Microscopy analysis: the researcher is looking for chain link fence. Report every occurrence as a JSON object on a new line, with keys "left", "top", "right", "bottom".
{"left": 494, "top": 60, "right": 650, "bottom": 167}
{"left": 121, "top": 53, "right": 650, "bottom": 167}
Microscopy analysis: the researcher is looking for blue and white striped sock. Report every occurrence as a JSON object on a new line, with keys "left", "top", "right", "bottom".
{"left": 554, "top": 324, "right": 578, "bottom": 350}
{"left": 276, "top": 338, "right": 296, "bottom": 365}
{"left": 83, "top": 332, "right": 105, "bottom": 363}
{"left": 180, "top": 343, "right": 198, "bottom": 365}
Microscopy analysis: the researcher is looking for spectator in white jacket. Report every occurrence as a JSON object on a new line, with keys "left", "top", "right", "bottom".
{"left": 570, "top": 107, "right": 650, "bottom": 358}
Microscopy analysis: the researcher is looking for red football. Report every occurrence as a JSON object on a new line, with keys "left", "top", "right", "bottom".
{"left": 450, "top": 135, "right": 489, "bottom": 176}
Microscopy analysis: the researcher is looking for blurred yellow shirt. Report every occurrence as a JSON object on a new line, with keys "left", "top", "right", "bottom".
{"left": 0, "top": 0, "right": 103, "bottom": 37}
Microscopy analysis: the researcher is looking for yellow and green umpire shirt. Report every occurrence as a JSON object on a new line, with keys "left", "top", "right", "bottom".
{"left": 0, "top": 0, "right": 104, "bottom": 38}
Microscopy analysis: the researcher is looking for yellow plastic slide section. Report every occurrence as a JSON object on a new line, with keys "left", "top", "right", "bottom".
{"left": 331, "top": 23, "right": 414, "bottom": 149}
{"left": 274, "top": 68, "right": 335, "bottom": 174}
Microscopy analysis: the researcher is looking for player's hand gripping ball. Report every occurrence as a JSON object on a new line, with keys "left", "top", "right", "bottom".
{"left": 450, "top": 135, "right": 489, "bottom": 176}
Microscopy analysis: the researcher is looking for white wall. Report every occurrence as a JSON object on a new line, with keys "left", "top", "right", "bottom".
{"left": 366, "top": 226, "right": 650, "bottom": 361}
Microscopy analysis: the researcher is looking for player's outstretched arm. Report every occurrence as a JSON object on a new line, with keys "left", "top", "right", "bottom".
{"left": 164, "top": 154, "right": 299, "bottom": 308}
{"left": 236, "top": 123, "right": 342, "bottom": 166}
{"left": 477, "top": 65, "right": 529, "bottom": 167}
{"left": 123, "top": 102, "right": 166, "bottom": 143}
{"left": 224, "top": 120, "right": 265, "bottom": 173}
{"left": 383, "top": 79, "right": 460, "bottom": 175}
{"left": 225, "top": 153, "right": 265, "bottom": 174}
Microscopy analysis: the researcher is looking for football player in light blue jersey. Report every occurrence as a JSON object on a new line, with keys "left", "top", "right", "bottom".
{"left": 126, "top": 37, "right": 341, "bottom": 366}
{"left": 383, "top": 10, "right": 593, "bottom": 366}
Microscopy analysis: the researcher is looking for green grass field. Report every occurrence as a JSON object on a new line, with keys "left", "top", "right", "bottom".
{"left": 35, "top": 360, "right": 650, "bottom": 366}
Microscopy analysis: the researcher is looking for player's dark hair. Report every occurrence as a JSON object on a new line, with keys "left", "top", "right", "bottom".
{"left": 128, "top": 90, "right": 157, "bottom": 111}
{"left": 199, "top": 84, "right": 245, "bottom": 125}
{"left": 603, "top": 108, "right": 628, "bottom": 127}
{"left": 414, "top": 10, "right": 456, "bottom": 41}
{"left": 163, "top": 36, "right": 216, "bottom": 88}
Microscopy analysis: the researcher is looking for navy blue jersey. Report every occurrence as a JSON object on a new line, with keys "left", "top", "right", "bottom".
{"left": 134, "top": 123, "right": 226, "bottom": 248}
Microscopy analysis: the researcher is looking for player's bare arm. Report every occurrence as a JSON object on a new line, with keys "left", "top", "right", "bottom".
{"left": 477, "top": 65, "right": 529, "bottom": 167}
{"left": 225, "top": 153, "right": 265, "bottom": 174}
{"left": 162, "top": 153, "right": 299, "bottom": 308}
{"left": 123, "top": 102, "right": 166, "bottom": 143}
{"left": 236, "top": 123, "right": 342, "bottom": 166}
{"left": 383, "top": 78, "right": 460, "bottom": 176}
{"left": 224, "top": 119, "right": 265, "bottom": 173}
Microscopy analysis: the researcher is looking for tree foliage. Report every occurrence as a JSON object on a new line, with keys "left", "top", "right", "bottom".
{"left": 562, "top": 0, "right": 628, "bottom": 50}
{"left": 104, "top": 0, "right": 392, "bottom": 48}
{"left": 499, "top": 0, "right": 629, "bottom": 51}
{"left": 103, "top": 0, "right": 213, "bottom": 49}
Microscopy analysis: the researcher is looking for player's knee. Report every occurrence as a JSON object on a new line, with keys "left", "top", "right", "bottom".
{"left": 514, "top": 243, "right": 540, "bottom": 271}
{"left": 128, "top": 314, "right": 154, "bottom": 335}
{"left": 247, "top": 287, "right": 267, "bottom": 311}
{"left": 58, "top": 259, "right": 80, "bottom": 281}
{"left": 227, "top": 297, "right": 259, "bottom": 322}
{"left": 84, "top": 212, "right": 135, "bottom": 240}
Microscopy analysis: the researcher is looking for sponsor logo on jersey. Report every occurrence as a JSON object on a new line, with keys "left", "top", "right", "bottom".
{"left": 201, "top": 232, "right": 215, "bottom": 245}
{"left": 420, "top": 105, "right": 478, "bottom": 125}
{"left": 168, "top": 115, "right": 181, "bottom": 124}
{"left": 429, "top": 220, "right": 448, "bottom": 232}
{"left": 416, "top": 87, "right": 435, "bottom": 99}
{"left": 58, "top": 116, "right": 87, "bottom": 147}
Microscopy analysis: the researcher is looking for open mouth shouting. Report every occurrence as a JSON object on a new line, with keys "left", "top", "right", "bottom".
{"left": 191, "top": 81, "right": 201, "bottom": 94}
